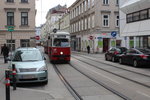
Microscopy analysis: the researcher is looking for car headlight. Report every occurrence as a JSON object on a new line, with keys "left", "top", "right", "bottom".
{"left": 38, "top": 66, "right": 47, "bottom": 72}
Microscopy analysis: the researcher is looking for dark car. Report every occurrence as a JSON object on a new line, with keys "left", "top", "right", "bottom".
{"left": 118, "top": 48, "right": 150, "bottom": 67}
{"left": 105, "top": 47, "right": 127, "bottom": 62}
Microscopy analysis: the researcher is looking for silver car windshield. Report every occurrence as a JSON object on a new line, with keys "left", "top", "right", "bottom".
{"left": 12, "top": 50, "right": 43, "bottom": 62}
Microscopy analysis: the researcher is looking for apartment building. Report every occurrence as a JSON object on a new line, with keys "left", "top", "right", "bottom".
{"left": 120, "top": 0, "right": 150, "bottom": 49}
{"left": 70, "top": 0, "right": 120, "bottom": 53}
{"left": 0, "top": 0, "right": 36, "bottom": 52}
{"left": 41, "top": 5, "right": 67, "bottom": 40}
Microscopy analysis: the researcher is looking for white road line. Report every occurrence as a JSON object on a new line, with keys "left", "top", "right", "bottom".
{"left": 137, "top": 91, "right": 150, "bottom": 98}
{"left": 81, "top": 65, "right": 121, "bottom": 84}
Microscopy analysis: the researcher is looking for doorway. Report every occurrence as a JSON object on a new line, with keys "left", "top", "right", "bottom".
{"left": 103, "top": 38, "right": 109, "bottom": 52}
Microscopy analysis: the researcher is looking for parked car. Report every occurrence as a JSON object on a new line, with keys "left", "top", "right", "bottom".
{"left": 105, "top": 47, "right": 127, "bottom": 62}
{"left": 118, "top": 48, "right": 150, "bottom": 67}
{"left": 8, "top": 47, "right": 48, "bottom": 84}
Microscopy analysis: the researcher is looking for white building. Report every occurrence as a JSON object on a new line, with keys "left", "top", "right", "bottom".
{"left": 120, "top": 0, "right": 150, "bottom": 49}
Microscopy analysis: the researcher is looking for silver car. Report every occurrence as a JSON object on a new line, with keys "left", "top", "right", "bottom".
{"left": 8, "top": 47, "right": 48, "bottom": 84}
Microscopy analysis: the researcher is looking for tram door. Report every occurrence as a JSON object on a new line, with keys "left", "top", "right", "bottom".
{"left": 103, "top": 38, "right": 109, "bottom": 52}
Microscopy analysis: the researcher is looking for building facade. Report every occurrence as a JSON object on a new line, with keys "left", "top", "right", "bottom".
{"left": 120, "top": 0, "right": 150, "bottom": 49}
{"left": 70, "top": 0, "right": 120, "bottom": 53}
{"left": 40, "top": 5, "right": 67, "bottom": 40}
{"left": 0, "top": 0, "right": 36, "bottom": 52}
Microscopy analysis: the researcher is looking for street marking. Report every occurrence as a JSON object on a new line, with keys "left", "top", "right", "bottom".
{"left": 137, "top": 91, "right": 150, "bottom": 98}
{"left": 81, "top": 65, "right": 121, "bottom": 84}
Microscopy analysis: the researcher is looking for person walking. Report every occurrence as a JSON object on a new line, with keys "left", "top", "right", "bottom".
{"left": 1, "top": 44, "right": 9, "bottom": 63}
{"left": 87, "top": 45, "right": 90, "bottom": 54}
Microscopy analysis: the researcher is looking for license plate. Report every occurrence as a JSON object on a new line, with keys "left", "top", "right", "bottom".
{"left": 21, "top": 75, "right": 35, "bottom": 79}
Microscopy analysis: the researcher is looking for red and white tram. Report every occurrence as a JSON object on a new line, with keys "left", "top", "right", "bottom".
{"left": 47, "top": 31, "right": 71, "bottom": 63}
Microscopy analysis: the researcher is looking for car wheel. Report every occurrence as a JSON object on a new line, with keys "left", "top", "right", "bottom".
{"left": 112, "top": 57, "right": 115, "bottom": 62}
{"left": 119, "top": 58, "right": 122, "bottom": 64}
{"left": 133, "top": 60, "right": 138, "bottom": 67}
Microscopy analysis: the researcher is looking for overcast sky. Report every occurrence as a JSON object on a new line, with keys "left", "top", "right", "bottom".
{"left": 36, "top": 0, "right": 76, "bottom": 27}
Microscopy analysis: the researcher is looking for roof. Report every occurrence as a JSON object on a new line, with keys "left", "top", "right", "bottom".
{"left": 120, "top": 0, "right": 150, "bottom": 14}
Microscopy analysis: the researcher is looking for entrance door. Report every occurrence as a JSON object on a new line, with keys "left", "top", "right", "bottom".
{"left": 103, "top": 38, "right": 109, "bottom": 52}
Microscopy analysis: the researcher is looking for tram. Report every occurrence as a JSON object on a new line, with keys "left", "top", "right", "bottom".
{"left": 46, "top": 31, "right": 71, "bottom": 63}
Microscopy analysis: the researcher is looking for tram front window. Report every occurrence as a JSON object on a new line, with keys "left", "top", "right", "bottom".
{"left": 54, "top": 38, "right": 69, "bottom": 47}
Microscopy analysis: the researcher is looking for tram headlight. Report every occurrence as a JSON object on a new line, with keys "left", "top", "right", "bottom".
{"left": 60, "top": 52, "right": 63, "bottom": 55}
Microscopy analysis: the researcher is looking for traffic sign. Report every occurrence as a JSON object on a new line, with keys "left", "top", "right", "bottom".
{"left": 111, "top": 31, "right": 117, "bottom": 37}
{"left": 53, "top": 28, "right": 57, "bottom": 33}
{"left": 7, "top": 26, "right": 14, "bottom": 32}
{"left": 35, "top": 36, "right": 40, "bottom": 40}
{"left": 89, "top": 36, "right": 94, "bottom": 40}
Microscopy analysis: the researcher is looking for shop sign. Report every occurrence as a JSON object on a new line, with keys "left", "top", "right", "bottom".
{"left": 97, "top": 37, "right": 102, "bottom": 40}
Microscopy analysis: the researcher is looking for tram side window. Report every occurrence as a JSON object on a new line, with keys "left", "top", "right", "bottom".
{"left": 54, "top": 38, "right": 69, "bottom": 47}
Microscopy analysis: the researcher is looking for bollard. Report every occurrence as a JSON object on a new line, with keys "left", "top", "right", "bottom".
{"left": 5, "top": 69, "right": 10, "bottom": 100}
{"left": 12, "top": 64, "right": 16, "bottom": 90}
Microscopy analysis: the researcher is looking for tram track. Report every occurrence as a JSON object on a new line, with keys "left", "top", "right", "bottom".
{"left": 53, "top": 64, "right": 131, "bottom": 100}
{"left": 72, "top": 55, "right": 150, "bottom": 89}
{"left": 73, "top": 54, "right": 150, "bottom": 77}
{"left": 53, "top": 64, "right": 83, "bottom": 100}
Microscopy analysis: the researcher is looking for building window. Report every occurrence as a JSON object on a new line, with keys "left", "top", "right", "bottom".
{"left": 21, "top": 12, "right": 28, "bottom": 25}
{"left": 103, "top": 0, "right": 109, "bottom": 5}
{"left": 7, "top": 0, "right": 14, "bottom": 2}
{"left": 79, "top": 21, "right": 81, "bottom": 31}
{"left": 140, "top": 10, "right": 148, "bottom": 20}
{"left": 7, "top": 40, "right": 15, "bottom": 51}
{"left": 85, "top": 0, "right": 87, "bottom": 11}
{"left": 85, "top": 18, "right": 87, "bottom": 30}
{"left": 20, "top": 39, "right": 30, "bottom": 47}
{"left": 127, "top": 14, "right": 133, "bottom": 23}
{"left": 81, "top": 19, "right": 84, "bottom": 30}
{"left": 103, "top": 15, "right": 109, "bottom": 27}
{"left": 82, "top": 2, "right": 84, "bottom": 13}
{"left": 21, "top": 0, "right": 28, "bottom": 3}
{"left": 7, "top": 12, "right": 14, "bottom": 26}
{"left": 133, "top": 12, "right": 140, "bottom": 21}
{"left": 88, "top": 16, "right": 91, "bottom": 29}
{"left": 116, "top": 0, "right": 119, "bottom": 5}
{"left": 116, "top": 15, "right": 119, "bottom": 27}
{"left": 79, "top": 5, "right": 81, "bottom": 15}
{"left": 88, "top": 0, "right": 90, "bottom": 9}
{"left": 92, "top": 15, "right": 95, "bottom": 28}
{"left": 92, "top": 0, "right": 95, "bottom": 6}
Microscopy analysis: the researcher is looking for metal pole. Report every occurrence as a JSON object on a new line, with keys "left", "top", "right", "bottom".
{"left": 5, "top": 70, "right": 10, "bottom": 100}
{"left": 12, "top": 64, "right": 16, "bottom": 90}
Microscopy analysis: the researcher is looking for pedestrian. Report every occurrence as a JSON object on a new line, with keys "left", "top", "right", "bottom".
{"left": 87, "top": 45, "right": 90, "bottom": 54}
{"left": 1, "top": 44, "right": 9, "bottom": 63}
